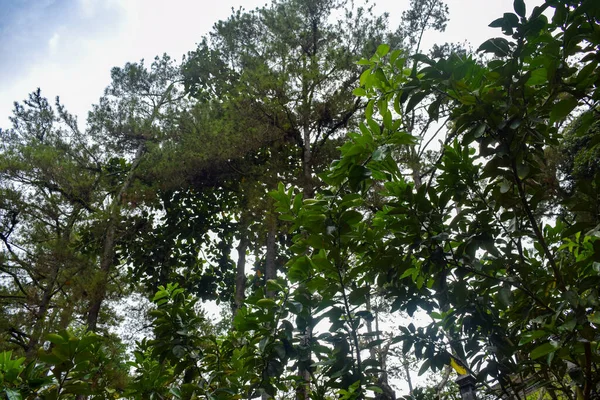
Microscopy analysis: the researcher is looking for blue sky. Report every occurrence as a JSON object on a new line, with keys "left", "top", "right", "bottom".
{"left": 0, "top": 0, "right": 124, "bottom": 81}
{"left": 0, "top": 0, "right": 543, "bottom": 128}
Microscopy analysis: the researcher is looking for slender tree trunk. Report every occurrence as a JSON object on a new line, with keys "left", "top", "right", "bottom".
{"left": 25, "top": 268, "right": 58, "bottom": 359}
{"left": 86, "top": 143, "right": 145, "bottom": 332}
{"left": 233, "top": 229, "right": 248, "bottom": 316}
{"left": 265, "top": 212, "right": 277, "bottom": 299}
{"left": 403, "top": 354, "right": 414, "bottom": 395}
{"left": 295, "top": 43, "right": 316, "bottom": 399}
{"left": 365, "top": 293, "right": 378, "bottom": 360}
{"left": 303, "top": 122, "right": 313, "bottom": 198}
{"left": 366, "top": 299, "right": 396, "bottom": 400}
{"left": 262, "top": 213, "right": 277, "bottom": 400}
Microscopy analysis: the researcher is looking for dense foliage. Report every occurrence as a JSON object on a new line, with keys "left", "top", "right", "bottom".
{"left": 1, "top": 0, "right": 599, "bottom": 399}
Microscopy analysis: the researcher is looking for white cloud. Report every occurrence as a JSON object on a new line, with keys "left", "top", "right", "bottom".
{"left": 48, "top": 32, "right": 60, "bottom": 53}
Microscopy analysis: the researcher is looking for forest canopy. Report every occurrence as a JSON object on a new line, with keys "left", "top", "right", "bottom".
{"left": 1, "top": 0, "right": 599, "bottom": 399}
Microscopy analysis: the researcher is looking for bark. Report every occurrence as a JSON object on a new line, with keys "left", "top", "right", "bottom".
{"left": 296, "top": 32, "right": 315, "bottom": 400}
{"left": 25, "top": 270, "right": 57, "bottom": 359}
{"left": 302, "top": 121, "right": 313, "bottom": 198}
{"left": 265, "top": 212, "right": 277, "bottom": 299}
{"left": 262, "top": 213, "right": 276, "bottom": 400}
{"left": 374, "top": 341, "right": 397, "bottom": 400}
{"left": 403, "top": 354, "right": 414, "bottom": 395}
{"left": 435, "top": 365, "right": 451, "bottom": 398}
{"left": 233, "top": 229, "right": 248, "bottom": 316}
{"left": 86, "top": 143, "right": 145, "bottom": 332}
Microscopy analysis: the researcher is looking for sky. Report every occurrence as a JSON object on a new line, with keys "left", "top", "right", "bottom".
{"left": 0, "top": 0, "right": 544, "bottom": 129}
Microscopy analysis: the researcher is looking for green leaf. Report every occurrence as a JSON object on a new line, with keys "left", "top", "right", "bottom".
{"left": 353, "top": 87, "right": 367, "bottom": 96}
{"left": 405, "top": 91, "right": 428, "bottom": 114}
{"left": 266, "top": 279, "right": 284, "bottom": 293}
{"left": 531, "top": 342, "right": 558, "bottom": 360}
{"left": 389, "top": 131, "right": 417, "bottom": 145}
{"left": 526, "top": 68, "right": 547, "bottom": 86}
{"left": 587, "top": 312, "right": 600, "bottom": 325}
{"left": 340, "top": 210, "right": 363, "bottom": 225}
{"left": 477, "top": 38, "right": 511, "bottom": 57}
{"left": 376, "top": 44, "right": 390, "bottom": 58}
{"left": 372, "top": 145, "right": 389, "bottom": 161}
{"left": 471, "top": 123, "right": 486, "bottom": 138}
{"left": 365, "top": 100, "right": 374, "bottom": 120}
{"left": 418, "top": 359, "right": 430, "bottom": 376}
{"left": 46, "top": 333, "right": 68, "bottom": 345}
{"left": 257, "top": 298, "right": 276, "bottom": 308}
{"left": 489, "top": 17, "right": 505, "bottom": 28}
{"left": 519, "top": 330, "right": 549, "bottom": 345}
{"left": 550, "top": 96, "right": 578, "bottom": 122}
{"left": 348, "top": 286, "right": 370, "bottom": 305}
{"left": 514, "top": 0, "right": 526, "bottom": 17}
{"left": 516, "top": 162, "right": 530, "bottom": 179}
{"left": 5, "top": 389, "right": 22, "bottom": 400}
{"left": 367, "top": 386, "right": 384, "bottom": 394}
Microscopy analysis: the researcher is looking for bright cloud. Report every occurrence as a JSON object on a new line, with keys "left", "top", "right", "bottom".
{"left": 48, "top": 32, "right": 60, "bottom": 53}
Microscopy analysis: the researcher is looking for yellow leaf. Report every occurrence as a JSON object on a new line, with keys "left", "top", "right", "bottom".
{"left": 450, "top": 357, "right": 467, "bottom": 375}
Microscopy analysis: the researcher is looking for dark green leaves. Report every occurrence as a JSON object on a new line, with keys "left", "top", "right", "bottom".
{"left": 514, "top": 0, "right": 526, "bottom": 18}
{"left": 489, "top": 13, "right": 520, "bottom": 35}
{"left": 550, "top": 95, "right": 578, "bottom": 123}
{"left": 530, "top": 342, "right": 558, "bottom": 360}
{"left": 477, "top": 37, "right": 512, "bottom": 57}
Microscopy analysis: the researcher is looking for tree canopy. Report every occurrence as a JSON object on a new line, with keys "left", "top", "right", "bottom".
{"left": 1, "top": 0, "right": 600, "bottom": 399}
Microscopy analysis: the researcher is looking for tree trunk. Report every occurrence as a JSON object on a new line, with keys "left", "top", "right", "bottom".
{"left": 233, "top": 230, "right": 248, "bottom": 316}
{"left": 25, "top": 206, "right": 81, "bottom": 359}
{"left": 303, "top": 122, "right": 313, "bottom": 198}
{"left": 262, "top": 214, "right": 276, "bottom": 400}
{"left": 403, "top": 354, "right": 414, "bottom": 395}
{"left": 265, "top": 212, "right": 277, "bottom": 299}
{"left": 25, "top": 270, "right": 57, "bottom": 359}
{"left": 86, "top": 143, "right": 145, "bottom": 332}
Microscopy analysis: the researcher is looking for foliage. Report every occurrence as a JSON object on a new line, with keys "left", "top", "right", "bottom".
{"left": 4, "top": 0, "right": 600, "bottom": 399}
{"left": 0, "top": 89, "right": 102, "bottom": 354}
{"left": 271, "top": 0, "right": 600, "bottom": 398}
{"left": 0, "top": 332, "right": 128, "bottom": 399}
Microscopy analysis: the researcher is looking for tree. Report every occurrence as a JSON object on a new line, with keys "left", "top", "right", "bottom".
{"left": 181, "top": 1, "right": 404, "bottom": 397}
{"left": 274, "top": 0, "right": 600, "bottom": 398}
{"left": 84, "top": 54, "right": 184, "bottom": 331}
{"left": 0, "top": 90, "right": 102, "bottom": 357}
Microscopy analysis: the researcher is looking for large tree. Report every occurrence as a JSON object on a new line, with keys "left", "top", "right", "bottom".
{"left": 273, "top": 0, "right": 600, "bottom": 398}
{"left": 181, "top": 1, "right": 404, "bottom": 397}
{"left": 0, "top": 90, "right": 101, "bottom": 357}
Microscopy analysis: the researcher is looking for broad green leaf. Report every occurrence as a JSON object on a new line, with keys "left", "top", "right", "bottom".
{"left": 353, "top": 87, "right": 367, "bottom": 96}
{"left": 418, "top": 359, "right": 430, "bottom": 376}
{"left": 376, "top": 44, "right": 390, "bottom": 58}
{"left": 550, "top": 96, "right": 578, "bottom": 122}
{"left": 526, "top": 68, "right": 547, "bottom": 86}
{"left": 531, "top": 342, "right": 557, "bottom": 360}
{"left": 5, "top": 389, "right": 22, "bottom": 400}
{"left": 405, "top": 91, "right": 428, "bottom": 114}
{"left": 367, "top": 386, "right": 384, "bottom": 394}
{"left": 519, "top": 330, "right": 548, "bottom": 345}
{"left": 256, "top": 298, "right": 276, "bottom": 308}
{"left": 514, "top": 0, "right": 526, "bottom": 17}
{"left": 477, "top": 38, "right": 511, "bottom": 57}
{"left": 266, "top": 279, "right": 284, "bottom": 293}
{"left": 587, "top": 312, "right": 600, "bottom": 325}
{"left": 516, "top": 162, "right": 530, "bottom": 179}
